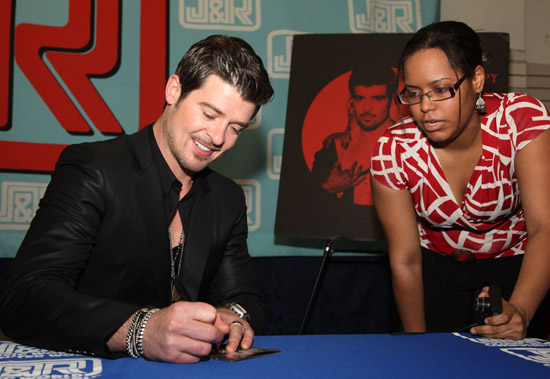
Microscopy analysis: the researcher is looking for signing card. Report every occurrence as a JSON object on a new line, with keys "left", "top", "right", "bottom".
{"left": 209, "top": 346, "right": 281, "bottom": 362}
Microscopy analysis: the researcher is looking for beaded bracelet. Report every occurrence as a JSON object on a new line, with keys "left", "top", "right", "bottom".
{"left": 126, "top": 307, "right": 159, "bottom": 358}
{"left": 137, "top": 308, "right": 159, "bottom": 357}
{"left": 125, "top": 310, "right": 143, "bottom": 358}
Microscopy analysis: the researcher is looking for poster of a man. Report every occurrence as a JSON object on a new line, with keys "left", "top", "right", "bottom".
{"left": 310, "top": 66, "right": 397, "bottom": 206}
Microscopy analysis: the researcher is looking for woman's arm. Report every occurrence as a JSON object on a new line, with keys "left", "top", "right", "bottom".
{"left": 371, "top": 175, "right": 426, "bottom": 332}
{"left": 472, "top": 129, "right": 550, "bottom": 339}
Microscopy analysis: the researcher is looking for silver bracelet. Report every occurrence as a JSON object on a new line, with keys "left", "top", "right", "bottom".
{"left": 137, "top": 308, "right": 159, "bottom": 357}
{"left": 126, "top": 308, "right": 159, "bottom": 358}
{"left": 125, "top": 310, "right": 143, "bottom": 358}
{"left": 224, "top": 302, "right": 250, "bottom": 322}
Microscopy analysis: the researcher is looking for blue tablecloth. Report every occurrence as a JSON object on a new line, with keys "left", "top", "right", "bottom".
{"left": 1, "top": 333, "right": 549, "bottom": 378}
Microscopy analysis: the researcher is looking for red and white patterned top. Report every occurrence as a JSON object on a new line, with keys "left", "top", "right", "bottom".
{"left": 371, "top": 93, "right": 550, "bottom": 259}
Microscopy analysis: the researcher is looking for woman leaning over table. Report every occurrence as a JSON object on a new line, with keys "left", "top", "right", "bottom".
{"left": 370, "top": 20, "right": 550, "bottom": 340}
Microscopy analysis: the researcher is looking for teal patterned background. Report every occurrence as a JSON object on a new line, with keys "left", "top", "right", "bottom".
{"left": 0, "top": 0, "right": 440, "bottom": 257}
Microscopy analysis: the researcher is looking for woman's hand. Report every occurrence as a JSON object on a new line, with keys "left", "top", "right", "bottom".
{"left": 471, "top": 286, "right": 528, "bottom": 340}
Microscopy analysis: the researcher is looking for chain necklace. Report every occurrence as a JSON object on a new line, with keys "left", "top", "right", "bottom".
{"left": 169, "top": 228, "right": 185, "bottom": 302}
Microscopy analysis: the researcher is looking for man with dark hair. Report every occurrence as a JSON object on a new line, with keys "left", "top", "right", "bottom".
{"left": 0, "top": 35, "right": 274, "bottom": 364}
{"left": 311, "top": 66, "right": 396, "bottom": 206}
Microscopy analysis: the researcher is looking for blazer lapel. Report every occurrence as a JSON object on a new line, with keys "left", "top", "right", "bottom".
{"left": 130, "top": 126, "right": 171, "bottom": 303}
{"left": 177, "top": 172, "right": 214, "bottom": 301}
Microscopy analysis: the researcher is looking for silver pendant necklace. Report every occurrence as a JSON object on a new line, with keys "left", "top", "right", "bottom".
{"left": 169, "top": 228, "right": 184, "bottom": 302}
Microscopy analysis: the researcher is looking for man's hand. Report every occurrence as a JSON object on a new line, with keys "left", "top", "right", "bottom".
{"left": 321, "top": 161, "right": 369, "bottom": 194}
{"left": 470, "top": 286, "right": 528, "bottom": 340}
{"left": 138, "top": 301, "right": 229, "bottom": 363}
{"left": 216, "top": 307, "right": 254, "bottom": 353}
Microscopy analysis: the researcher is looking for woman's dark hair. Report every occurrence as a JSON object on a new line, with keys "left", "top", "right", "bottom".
{"left": 174, "top": 35, "right": 274, "bottom": 114}
{"left": 399, "top": 21, "right": 483, "bottom": 80}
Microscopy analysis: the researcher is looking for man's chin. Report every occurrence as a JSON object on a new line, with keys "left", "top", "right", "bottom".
{"left": 359, "top": 117, "right": 391, "bottom": 132}
{"left": 180, "top": 158, "right": 212, "bottom": 174}
{"left": 359, "top": 123, "right": 382, "bottom": 132}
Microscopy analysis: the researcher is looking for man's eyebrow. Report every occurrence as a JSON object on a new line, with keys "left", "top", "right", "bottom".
{"left": 200, "top": 101, "right": 223, "bottom": 114}
{"left": 200, "top": 102, "right": 250, "bottom": 128}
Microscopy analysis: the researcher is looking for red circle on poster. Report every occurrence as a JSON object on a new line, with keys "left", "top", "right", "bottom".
{"left": 301, "top": 69, "right": 405, "bottom": 171}
{"left": 302, "top": 72, "right": 351, "bottom": 171}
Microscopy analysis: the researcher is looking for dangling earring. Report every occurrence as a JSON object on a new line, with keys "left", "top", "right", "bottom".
{"left": 476, "top": 92, "right": 486, "bottom": 114}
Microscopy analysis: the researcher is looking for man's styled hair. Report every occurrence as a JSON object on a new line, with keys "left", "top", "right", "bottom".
{"left": 348, "top": 65, "right": 397, "bottom": 97}
{"left": 174, "top": 35, "right": 274, "bottom": 115}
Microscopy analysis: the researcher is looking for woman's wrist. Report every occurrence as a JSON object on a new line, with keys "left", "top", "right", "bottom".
{"left": 508, "top": 302, "right": 529, "bottom": 333}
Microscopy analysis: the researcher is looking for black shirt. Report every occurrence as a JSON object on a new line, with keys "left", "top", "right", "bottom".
{"left": 148, "top": 126, "right": 197, "bottom": 242}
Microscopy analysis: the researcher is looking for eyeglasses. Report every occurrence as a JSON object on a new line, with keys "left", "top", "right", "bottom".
{"left": 398, "top": 75, "right": 466, "bottom": 105}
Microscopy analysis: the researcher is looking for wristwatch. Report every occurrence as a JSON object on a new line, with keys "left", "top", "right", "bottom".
{"left": 224, "top": 302, "right": 250, "bottom": 322}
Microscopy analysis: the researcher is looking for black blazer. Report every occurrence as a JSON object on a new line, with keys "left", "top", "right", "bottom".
{"left": 0, "top": 126, "right": 265, "bottom": 357}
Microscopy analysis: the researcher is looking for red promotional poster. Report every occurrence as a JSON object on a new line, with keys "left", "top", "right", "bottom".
{"left": 275, "top": 33, "right": 510, "bottom": 242}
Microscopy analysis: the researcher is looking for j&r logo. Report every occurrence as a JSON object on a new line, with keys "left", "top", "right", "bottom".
{"left": 348, "top": 0, "right": 422, "bottom": 33}
{"left": 236, "top": 179, "right": 261, "bottom": 231}
{"left": 267, "top": 128, "right": 284, "bottom": 180}
{"left": 0, "top": 182, "right": 48, "bottom": 230}
{"left": 267, "top": 30, "right": 305, "bottom": 79}
{"left": 0, "top": 358, "right": 102, "bottom": 377}
{"left": 0, "top": 341, "right": 103, "bottom": 377}
{"left": 179, "top": 0, "right": 261, "bottom": 31}
{"left": 501, "top": 348, "right": 550, "bottom": 367}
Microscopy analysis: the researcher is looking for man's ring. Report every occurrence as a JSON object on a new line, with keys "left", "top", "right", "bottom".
{"left": 229, "top": 321, "right": 245, "bottom": 333}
